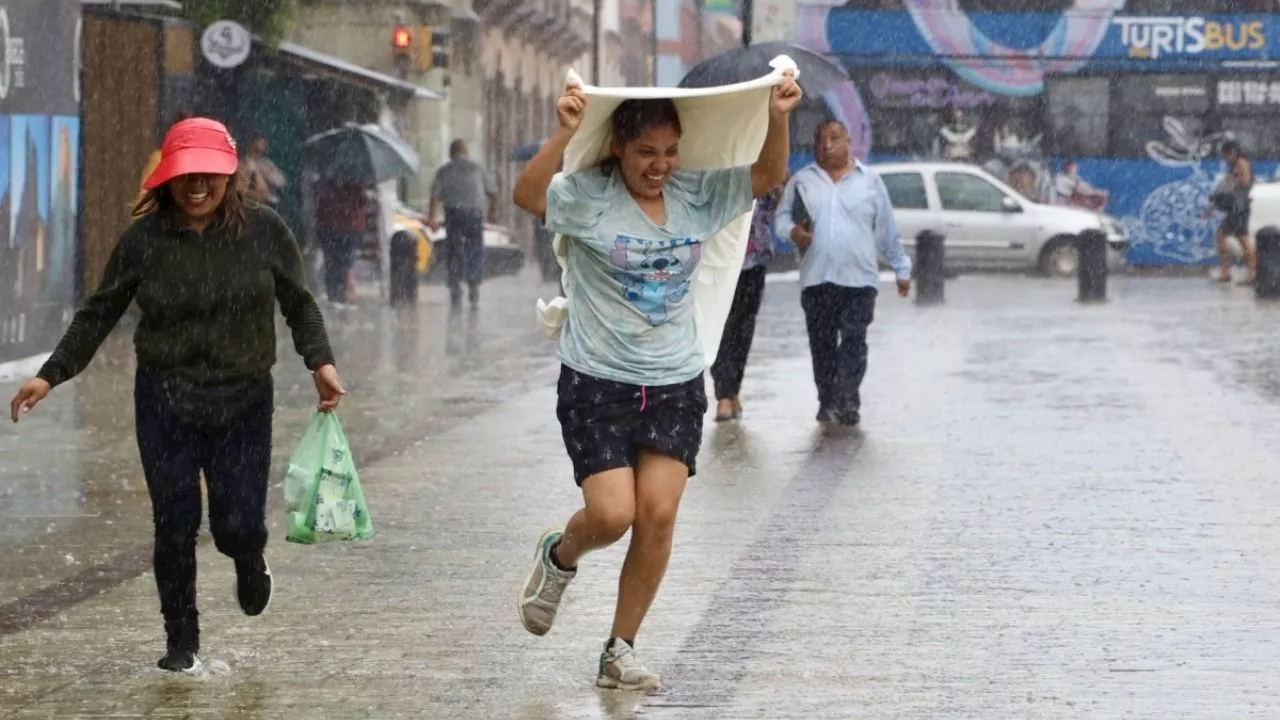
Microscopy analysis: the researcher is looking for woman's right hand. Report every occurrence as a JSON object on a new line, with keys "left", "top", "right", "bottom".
{"left": 9, "top": 378, "right": 52, "bottom": 423}
{"left": 556, "top": 83, "right": 587, "bottom": 133}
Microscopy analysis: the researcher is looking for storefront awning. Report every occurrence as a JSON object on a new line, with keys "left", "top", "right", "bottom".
{"left": 274, "top": 42, "right": 442, "bottom": 101}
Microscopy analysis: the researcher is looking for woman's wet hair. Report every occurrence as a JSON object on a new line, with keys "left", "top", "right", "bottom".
{"left": 610, "top": 98, "right": 683, "bottom": 147}
{"left": 602, "top": 98, "right": 682, "bottom": 175}
{"left": 132, "top": 167, "right": 248, "bottom": 236}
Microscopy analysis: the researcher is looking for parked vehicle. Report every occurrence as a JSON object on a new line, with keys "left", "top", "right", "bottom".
{"left": 1249, "top": 181, "right": 1280, "bottom": 238}
{"left": 422, "top": 221, "right": 525, "bottom": 283}
{"left": 392, "top": 203, "right": 434, "bottom": 277}
{"left": 871, "top": 162, "right": 1128, "bottom": 277}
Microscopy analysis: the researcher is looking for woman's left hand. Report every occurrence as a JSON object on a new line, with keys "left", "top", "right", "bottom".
{"left": 313, "top": 364, "right": 346, "bottom": 413}
{"left": 771, "top": 71, "right": 803, "bottom": 116}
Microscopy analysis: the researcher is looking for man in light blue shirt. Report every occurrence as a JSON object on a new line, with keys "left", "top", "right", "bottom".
{"left": 774, "top": 120, "right": 912, "bottom": 425}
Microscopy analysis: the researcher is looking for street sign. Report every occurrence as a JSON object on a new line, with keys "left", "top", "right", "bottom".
{"left": 201, "top": 19, "right": 252, "bottom": 69}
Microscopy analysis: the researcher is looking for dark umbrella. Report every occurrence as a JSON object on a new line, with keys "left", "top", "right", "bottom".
{"left": 303, "top": 123, "right": 420, "bottom": 185}
{"left": 512, "top": 140, "right": 546, "bottom": 163}
{"left": 677, "top": 41, "right": 850, "bottom": 96}
{"left": 681, "top": 43, "right": 843, "bottom": 153}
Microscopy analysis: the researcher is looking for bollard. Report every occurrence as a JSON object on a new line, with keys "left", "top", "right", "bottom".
{"left": 915, "top": 230, "right": 946, "bottom": 306}
{"left": 1077, "top": 229, "right": 1108, "bottom": 303}
{"left": 388, "top": 232, "right": 419, "bottom": 307}
{"left": 1256, "top": 226, "right": 1280, "bottom": 299}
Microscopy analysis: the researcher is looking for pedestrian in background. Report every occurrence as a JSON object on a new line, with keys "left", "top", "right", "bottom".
{"left": 314, "top": 180, "right": 369, "bottom": 306}
{"left": 9, "top": 117, "right": 345, "bottom": 674}
{"left": 429, "top": 140, "right": 497, "bottom": 306}
{"left": 511, "top": 70, "right": 801, "bottom": 691}
{"left": 775, "top": 119, "right": 911, "bottom": 426}
{"left": 710, "top": 183, "right": 782, "bottom": 421}
{"left": 1205, "top": 139, "right": 1256, "bottom": 285}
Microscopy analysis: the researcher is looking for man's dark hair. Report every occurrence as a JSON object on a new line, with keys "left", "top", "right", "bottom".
{"left": 1221, "top": 139, "right": 1243, "bottom": 156}
{"left": 814, "top": 119, "right": 848, "bottom": 142}
{"left": 449, "top": 139, "right": 467, "bottom": 159}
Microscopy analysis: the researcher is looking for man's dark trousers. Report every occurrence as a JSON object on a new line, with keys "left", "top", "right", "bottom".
{"left": 445, "top": 207, "right": 485, "bottom": 301}
{"left": 800, "top": 282, "right": 878, "bottom": 419}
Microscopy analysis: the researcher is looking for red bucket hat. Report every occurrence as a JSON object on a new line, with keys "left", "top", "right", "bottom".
{"left": 143, "top": 118, "right": 240, "bottom": 190}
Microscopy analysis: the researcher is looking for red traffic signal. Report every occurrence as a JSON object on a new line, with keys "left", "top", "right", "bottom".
{"left": 392, "top": 25, "right": 412, "bottom": 50}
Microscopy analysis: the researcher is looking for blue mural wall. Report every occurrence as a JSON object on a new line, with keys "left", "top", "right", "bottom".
{"left": 779, "top": 3, "right": 1280, "bottom": 267}
{"left": 0, "top": 0, "right": 81, "bottom": 364}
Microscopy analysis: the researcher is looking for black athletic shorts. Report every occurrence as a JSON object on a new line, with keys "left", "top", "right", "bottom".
{"left": 1222, "top": 207, "right": 1252, "bottom": 237}
{"left": 556, "top": 364, "right": 707, "bottom": 486}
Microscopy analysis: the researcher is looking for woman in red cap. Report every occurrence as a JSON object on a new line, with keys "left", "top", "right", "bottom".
{"left": 8, "top": 117, "right": 345, "bottom": 673}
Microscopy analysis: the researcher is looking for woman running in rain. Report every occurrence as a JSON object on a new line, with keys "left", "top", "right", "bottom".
{"left": 511, "top": 71, "right": 801, "bottom": 690}
{"left": 9, "top": 117, "right": 345, "bottom": 673}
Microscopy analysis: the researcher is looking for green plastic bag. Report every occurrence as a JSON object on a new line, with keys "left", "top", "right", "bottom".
{"left": 283, "top": 412, "right": 374, "bottom": 544}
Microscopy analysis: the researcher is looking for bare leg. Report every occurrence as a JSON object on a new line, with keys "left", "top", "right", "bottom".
{"left": 610, "top": 448, "right": 688, "bottom": 640}
{"left": 1240, "top": 233, "right": 1257, "bottom": 282}
{"left": 1216, "top": 228, "right": 1234, "bottom": 282}
{"left": 555, "top": 467, "right": 635, "bottom": 568}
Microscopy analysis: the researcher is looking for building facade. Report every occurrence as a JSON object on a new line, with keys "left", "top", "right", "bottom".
{"left": 289, "top": 0, "right": 654, "bottom": 248}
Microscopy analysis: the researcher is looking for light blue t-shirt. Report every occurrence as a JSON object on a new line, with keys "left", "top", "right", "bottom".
{"left": 545, "top": 164, "right": 754, "bottom": 387}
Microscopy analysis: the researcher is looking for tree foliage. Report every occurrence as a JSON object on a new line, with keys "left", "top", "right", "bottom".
{"left": 182, "top": 0, "right": 323, "bottom": 44}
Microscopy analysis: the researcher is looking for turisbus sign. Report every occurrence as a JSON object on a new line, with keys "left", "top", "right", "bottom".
{"left": 1112, "top": 16, "right": 1267, "bottom": 60}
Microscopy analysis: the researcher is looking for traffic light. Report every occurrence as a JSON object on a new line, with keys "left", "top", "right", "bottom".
{"left": 413, "top": 26, "right": 451, "bottom": 72}
{"left": 392, "top": 25, "right": 412, "bottom": 51}
{"left": 392, "top": 24, "right": 413, "bottom": 76}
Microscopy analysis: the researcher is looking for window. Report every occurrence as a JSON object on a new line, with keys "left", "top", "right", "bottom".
{"left": 881, "top": 172, "right": 929, "bottom": 210}
{"left": 936, "top": 172, "right": 1008, "bottom": 212}
{"left": 655, "top": 0, "right": 680, "bottom": 41}
{"left": 1045, "top": 76, "right": 1109, "bottom": 158}
{"left": 1111, "top": 74, "right": 1212, "bottom": 157}
{"left": 1218, "top": 116, "right": 1280, "bottom": 160}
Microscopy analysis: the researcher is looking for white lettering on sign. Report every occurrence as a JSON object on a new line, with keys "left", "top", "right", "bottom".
{"left": 1243, "top": 80, "right": 1268, "bottom": 104}
{"left": 1113, "top": 15, "right": 1267, "bottom": 60}
{"left": 0, "top": 7, "right": 28, "bottom": 101}
{"left": 1218, "top": 80, "right": 1242, "bottom": 104}
{"left": 1218, "top": 79, "right": 1280, "bottom": 106}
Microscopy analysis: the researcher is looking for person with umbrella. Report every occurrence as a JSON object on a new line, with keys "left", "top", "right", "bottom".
{"left": 428, "top": 140, "right": 498, "bottom": 306}
{"left": 511, "top": 68, "right": 802, "bottom": 691}
{"left": 9, "top": 117, "right": 345, "bottom": 673}
{"left": 303, "top": 124, "right": 420, "bottom": 305}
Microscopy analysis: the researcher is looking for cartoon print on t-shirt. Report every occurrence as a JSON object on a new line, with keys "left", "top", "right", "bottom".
{"left": 611, "top": 234, "right": 701, "bottom": 325}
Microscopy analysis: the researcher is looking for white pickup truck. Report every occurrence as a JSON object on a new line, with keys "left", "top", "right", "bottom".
{"left": 871, "top": 162, "right": 1129, "bottom": 277}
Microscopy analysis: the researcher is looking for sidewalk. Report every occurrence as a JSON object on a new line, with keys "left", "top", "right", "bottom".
{"left": 3, "top": 274, "right": 1280, "bottom": 718}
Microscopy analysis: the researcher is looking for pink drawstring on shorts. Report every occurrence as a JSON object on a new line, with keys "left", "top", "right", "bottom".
{"left": 640, "top": 386, "right": 648, "bottom": 412}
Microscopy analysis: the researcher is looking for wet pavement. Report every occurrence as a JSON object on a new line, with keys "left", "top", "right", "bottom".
{"left": 3, "top": 268, "right": 1280, "bottom": 718}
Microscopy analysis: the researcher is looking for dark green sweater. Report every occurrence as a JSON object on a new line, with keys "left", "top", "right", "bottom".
{"left": 38, "top": 205, "right": 336, "bottom": 388}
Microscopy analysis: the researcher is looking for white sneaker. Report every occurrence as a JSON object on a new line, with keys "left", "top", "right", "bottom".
{"left": 596, "top": 639, "right": 661, "bottom": 691}
{"left": 517, "top": 529, "right": 576, "bottom": 636}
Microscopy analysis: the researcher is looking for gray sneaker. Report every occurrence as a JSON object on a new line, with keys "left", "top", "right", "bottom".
{"left": 596, "top": 639, "right": 661, "bottom": 691}
{"left": 517, "top": 529, "right": 576, "bottom": 636}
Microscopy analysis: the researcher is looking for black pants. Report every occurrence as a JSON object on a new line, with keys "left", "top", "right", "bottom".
{"left": 445, "top": 208, "right": 486, "bottom": 296}
{"left": 134, "top": 369, "right": 274, "bottom": 643}
{"left": 710, "top": 265, "right": 767, "bottom": 400}
{"left": 800, "top": 283, "right": 877, "bottom": 414}
{"left": 319, "top": 228, "right": 360, "bottom": 303}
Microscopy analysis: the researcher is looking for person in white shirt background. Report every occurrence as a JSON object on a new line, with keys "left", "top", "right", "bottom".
{"left": 775, "top": 120, "right": 912, "bottom": 426}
